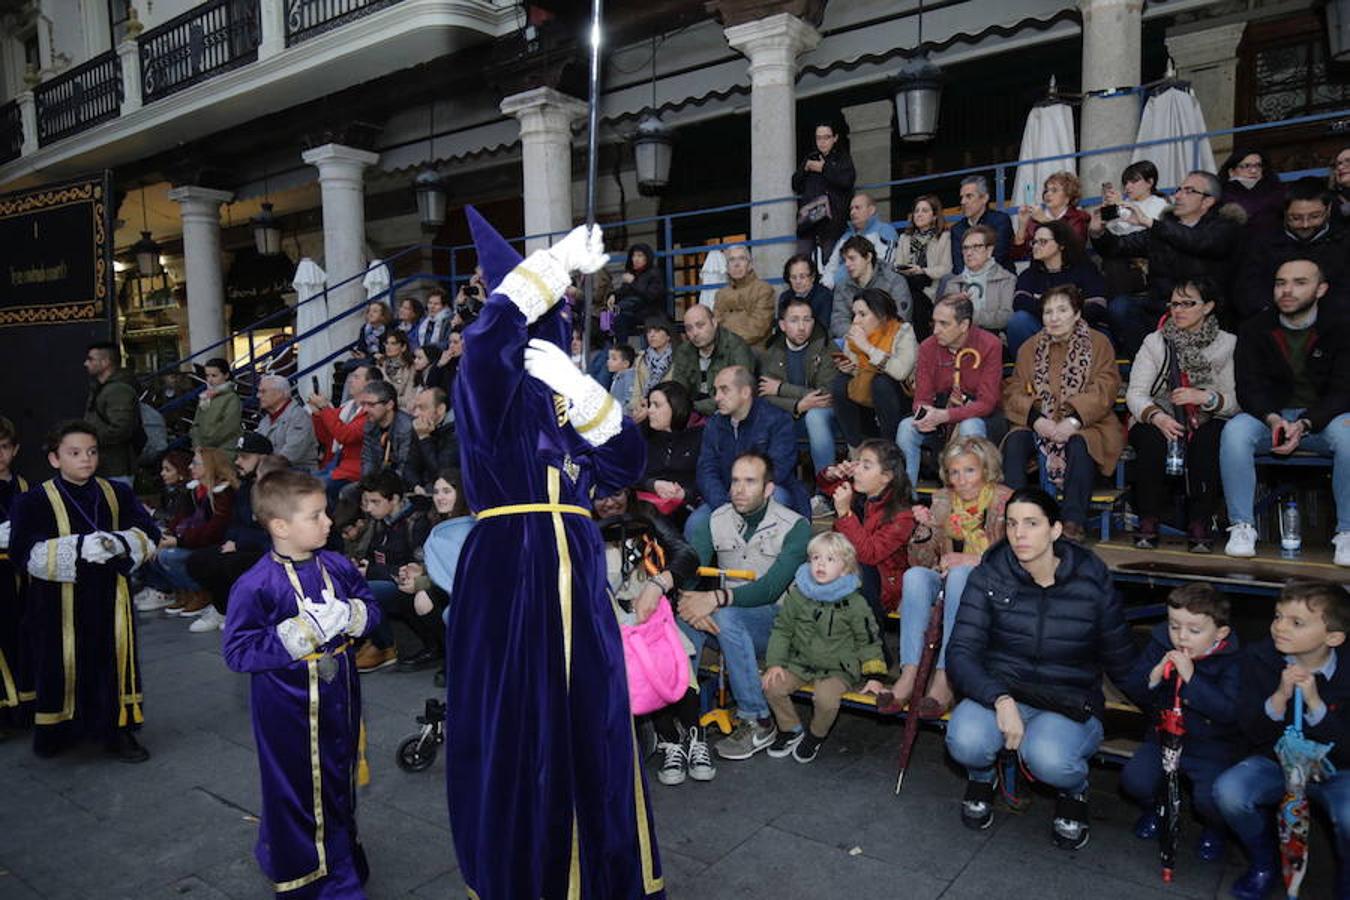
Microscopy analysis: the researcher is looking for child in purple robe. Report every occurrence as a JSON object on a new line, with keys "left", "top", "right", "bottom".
{"left": 222, "top": 469, "right": 380, "bottom": 898}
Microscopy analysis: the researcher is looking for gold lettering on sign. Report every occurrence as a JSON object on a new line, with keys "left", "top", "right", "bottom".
{"left": 9, "top": 262, "right": 69, "bottom": 286}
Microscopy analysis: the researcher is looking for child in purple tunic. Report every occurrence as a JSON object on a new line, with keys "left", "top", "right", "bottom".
{"left": 222, "top": 470, "right": 381, "bottom": 898}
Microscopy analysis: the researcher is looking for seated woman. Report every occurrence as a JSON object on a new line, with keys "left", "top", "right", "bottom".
{"left": 944, "top": 488, "right": 1136, "bottom": 850}
{"left": 395, "top": 295, "right": 425, "bottom": 350}
{"left": 396, "top": 468, "right": 473, "bottom": 674}
{"left": 829, "top": 288, "right": 917, "bottom": 453}
{"left": 1001, "top": 285, "right": 1123, "bottom": 542}
{"left": 892, "top": 436, "right": 1013, "bottom": 716}
{"left": 893, "top": 193, "right": 953, "bottom": 341}
{"left": 1125, "top": 278, "right": 1236, "bottom": 552}
{"left": 638, "top": 381, "right": 704, "bottom": 522}
{"left": 818, "top": 439, "right": 916, "bottom": 641}
{"left": 1100, "top": 160, "right": 1170, "bottom": 297}
{"left": 148, "top": 447, "right": 239, "bottom": 626}
{"left": 1011, "top": 171, "right": 1091, "bottom": 261}
{"left": 777, "top": 253, "right": 833, "bottom": 330}
{"left": 412, "top": 342, "right": 451, "bottom": 394}
{"left": 381, "top": 329, "right": 418, "bottom": 413}
{"left": 592, "top": 484, "right": 708, "bottom": 787}
{"left": 1009, "top": 219, "right": 1108, "bottom": 356}
{"left": 610, "top": 243, "right": 667, "bottom": 340}
{"left": 1218, "top": 147, "right": 1284, "bottom": 234}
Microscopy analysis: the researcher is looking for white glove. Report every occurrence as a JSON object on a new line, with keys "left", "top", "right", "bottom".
{"left": 0, "top": 521, "right": 9, "bottom": 550}
{"left": 524, "top": 338, "right": 591, "bottom": 400}
{"left": 302, "top": 593, "right": 351, "bottom": 644}
{"left": 80, "top": 532, "right": 121, "bottom": 565}
{"left": 546, "top": 224, "right": 608, "bottom": 275}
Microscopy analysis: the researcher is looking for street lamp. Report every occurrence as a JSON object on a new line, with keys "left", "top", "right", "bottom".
{"left": 414, "top": 169, "right": 448, "bottom": 229}
{"left": 892, "top": 0, "right": 943, "bottom": 142}
{"left": 633, "top": 114, "right": 673, "bottom": 194}
{"left": 251, "top": 202, "right": 282, "bottom": 256}
{"left": 133, "top": 230, "right": 161, "bottom": 276}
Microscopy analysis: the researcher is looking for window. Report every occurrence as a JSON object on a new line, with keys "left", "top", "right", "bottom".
{"left": 1240, "top": 14, "right": 1349, "bottom": 124}
{"left": 108, "top": 0, "right": 131, "bottom": 47}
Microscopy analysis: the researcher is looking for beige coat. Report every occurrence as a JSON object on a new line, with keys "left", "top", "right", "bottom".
{"left": 892, "top": 230, "right": 953, "bottom": 301}
{"left": 714, "top": 272, "right": 776, "bottom": 348}
{"left": 1125, "top": 328, "right": 1238, "bottom": 423}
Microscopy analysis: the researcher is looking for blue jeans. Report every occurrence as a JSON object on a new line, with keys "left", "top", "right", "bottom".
{"left": 367, "top": 579, "right": 399, "bottom": 650}
{"left": 141, "top": 547, "right": 203, "bottom": 592}
{"left": 1005, "top": 310, "right": 1041, "bottom": 360}
{"left": 678, "top": 603, "right": 778, "bottom": 721}
{"left": 1220, "top": 409, "right": 1350, "bottom": 532}
{"left": 899, "top": 565, "right": 972, "bottom": 669}
{"left": 1216, "top": 755, "right": 1350, "bottom": 890}
{"left": 945, "top": 698, "right": 1103, "bottom": 794}
{"left": 896, "top": 416, "right": 988, "bottom": 490}
{"left": 1108, "top": 293, "right": 1165, "bottom": 359}
{"left": 796, "top": 406, "right": 840, "bottom": 478}
{"left": 1120, "top": 740, "right": 1227, "bottom": 824}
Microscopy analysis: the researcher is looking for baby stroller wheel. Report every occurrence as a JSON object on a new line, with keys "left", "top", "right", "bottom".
{"left": 396, "top": 734, "right": 438, "bottom": 772}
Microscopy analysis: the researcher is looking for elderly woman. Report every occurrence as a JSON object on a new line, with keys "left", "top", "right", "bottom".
{"left": 1126, "top": 277, "right": 1237, "bottom": 552}
{"left": 893, "top": 193, "right": 952, "bottom": 340}
{"left": 1012, "top": 171, "right": 1091, "bottom": 261}
{"left": 829, "top": 288, "right": 917, "bottom": 452}
{"left": 888, "top": 437, "right": 1013, "bottom": 716}
{"left": 945, "top": 488, "right": 1136, "bottom": 850}
{"left": 1009, "top": 220, "right": 1108, "bottom": 356}
{"left": 1001, "top": 284, "right": 1123, "bottom": 542}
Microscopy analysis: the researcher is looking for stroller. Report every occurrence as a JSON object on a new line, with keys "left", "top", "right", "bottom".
{"left": 395, "top": 698, "right": 445, "bottom": 772}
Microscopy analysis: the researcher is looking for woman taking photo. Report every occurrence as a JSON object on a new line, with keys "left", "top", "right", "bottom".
{"left": 829, "top": 288, "right": 917, "bottom": 452}
{"left": 1009, "top": 220, "right": 1108, "bottom": 356}
{"left": 893, "top": 193, "right": 952, "bottom": 341}
{"left": 891, "top": 437, "right": 1012, "bottom": 715}
{"left": 944, "top": 488, "right": 1136, "bottom": 850}
{"left": 1125, "top": 278, "right": 1236, "bottom": 552}
{"left": 1099, "top": 160, "right": 1170, "bottom": 297}
{"left": 1001, "top": 285, "right": 1123, "bottom": 542}
{"left": 1012, "top": 171, "right": 1090, "bottom": 261}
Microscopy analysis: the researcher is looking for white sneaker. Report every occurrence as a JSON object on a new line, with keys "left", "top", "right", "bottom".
{"left": 134, "top": 587, "right": 173, "bottom": 612}
{"left": 189, "top": 607, "right": 224, "bottom": 632}
{"left": 1335, "top": 533, "right": 1350, "bottom": 567}
{"left": 1224, "top": 523, "right": 1258, "bottom": 558}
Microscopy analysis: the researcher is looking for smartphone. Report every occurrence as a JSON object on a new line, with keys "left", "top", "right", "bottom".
{"left": 1100, "top": 205, "right": 1120, "bottom": 222}
{"left": 1101, "top": 181, "right": 1114, "bottom": 195}
{"left": 311, "top": 375, "right": 321, "bottom": 397}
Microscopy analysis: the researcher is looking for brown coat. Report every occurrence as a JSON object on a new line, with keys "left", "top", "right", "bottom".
{"left": 714, "top": 272, "right": 777, "bottom": 348}
{"left": 1003, "top": 326, "right": 1124, "bottom": 475}
{"left": 908, "top": 484, "right": 1013, "bottom": 570}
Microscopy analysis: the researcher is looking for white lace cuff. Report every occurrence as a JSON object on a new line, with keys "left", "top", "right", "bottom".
{"left": 277, "top": 614, "right": 321, "bottom": 660}
{"left": 496, "top": 250, "right": 571, "bottom": 325}
{"left": 114, "top": 528, "right": 155, "bottom": 571}
{"left": 27, "top": 536, "right": 80, "bottom": 582}
{"left": 569, "top": 379, "right": 622, "bottom": 447}
{"left": 345, "top": 598, "right": 370, "bottom": 637}
{"left": 0, "top": 522, "right": 10, "bottom": 550}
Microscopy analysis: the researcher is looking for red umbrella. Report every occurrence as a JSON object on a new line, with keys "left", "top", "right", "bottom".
{"left": 1156, "top": 662, "right": 1186, "bottom": 883}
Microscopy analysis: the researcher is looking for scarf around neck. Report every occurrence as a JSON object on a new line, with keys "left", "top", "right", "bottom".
{"left": 1032, "top": 318, "right": 1094, "bottom": 488}
{"left": 948, "top": 483, "right": 995, "bottom": 555}
{"left": 845, "top": 317, "right": 903, "bottom": 407}
{"left": 792, "top": 564, "right": 861, "bottom": 603}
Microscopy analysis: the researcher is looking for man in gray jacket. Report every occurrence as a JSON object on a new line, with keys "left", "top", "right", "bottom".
{"left": 830, "top": 235, "right": 913, "bottom": 338}
{"left": 359, "top": 379, "right": 414, "bottom": 484}
{"left": 254, "top": 374, "right": 318, "bottom": 473}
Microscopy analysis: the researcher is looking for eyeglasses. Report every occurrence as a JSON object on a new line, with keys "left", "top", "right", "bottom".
{"left": 1233, "top": 161, "right": 1264, "bottom": 171}
{"left": 1175, "top": 186, "right": 1212, "bottom": 197}
{"left": 1167, "top": 299, "right": 1203, "bottom": 309}
{"left": 962, "top": 243, "right": 991, "bottom": 252}
{"left": 1030, "top": 238, "right": 1055, "bottom": 247}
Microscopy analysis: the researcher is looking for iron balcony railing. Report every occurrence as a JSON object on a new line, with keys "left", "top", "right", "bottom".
{"left": 139, "top": 0, "right": 262, "bottom": 104}
{"left": 285, "top": 0, "right": 404, "bottom": 46}
{"left": 34, "top": 51, "right": 123, "bottom": 146}
{"left": 0, "top": 99, "right": 21, "bottom": 163}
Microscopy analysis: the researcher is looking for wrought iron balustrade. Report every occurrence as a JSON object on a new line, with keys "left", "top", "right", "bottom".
{"left": 34, "top": 52, "right": 123, "bottom": 146}
{"left": 285, "top": 0, "right": 403, "bottom": 46}
{"left": 0, "top": 99, "right": 21, "bottom": 163}
{"left": 140, "top": 0, "right": 261, "bottom": 104}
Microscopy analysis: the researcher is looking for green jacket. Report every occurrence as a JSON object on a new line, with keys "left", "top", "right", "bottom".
{"left": 765, "top": 576, "right": 887, "bottom": 685}
{"left": 190, "top": 381, "right": 243, "bottom": 453}
{"left": 85, "top": 370, "right": 140, "bottom": 477}
{"left": 755, "top": 326, "right": 839, "bottom": 417}
{"left": 669, "top": 323, "right": 756, "bottom": 416}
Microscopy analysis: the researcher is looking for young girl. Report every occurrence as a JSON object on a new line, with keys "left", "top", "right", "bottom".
{"left": 762, "top": 532, "right": 888, "bottom": 763}
{"left": 412, "top": 343, "right": 450, "bottom": 393}
{"left": 352, "top": 301, "right": 390, "bottom": 359}
{"left": 381, "top": 330, "right": 418, "bottom": 413}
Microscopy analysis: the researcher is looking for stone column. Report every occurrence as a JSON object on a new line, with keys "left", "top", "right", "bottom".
{"left": 724, "top": 13, "right": 821, "bottom": 282}
{"left": 843, "top": 99, "right": 894, "bottom": 222}
{"left": 258, "top": 0, "right": 286, "bottom": 60}
{"left": 500, "top": 87, "right": 588, "bottom": 254}
{"left": 117, "top": 39, "right": 142, "bottom": 114}
{"left": 1165, "top": 22, "right": 1247, "bottom": 160}
{"left": 301, "top": 143, "right": 379, "bottom": 354}
{"left": 167, "top": 186, "right": 233, "bottom": 355}
{"left": 17, "top": 91, "right": 36, "bottom": 156}
{"left": 1077, "top": 0, "right": 1143, "bottom": 192}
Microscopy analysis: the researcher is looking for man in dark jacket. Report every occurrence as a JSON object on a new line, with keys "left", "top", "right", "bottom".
{"left": 669, "top": 303, "right": 756, "bottom": 416}
{"left": 406, "top": 386, "right": 458, "bottom": 491}
{"left": 359, "top": 379, "right": 415, "bottom": 484}
{"left": 1091, "top": 170, "right": 1246, "bottom": 357}
{"left": 83, "top": 341, "right": 141, "bottom": 483}
{"left": 950, "top": 175, "right": 1015, "bottom": 274}
{"left": 1221, "top": 259, "right": 1350, "bottom": 565}
{"left": 757, "top": 296, "right": 839, "bottom": 482}
{"left": 1234, "top": 177, "right": 1350, "bottom": 321}
{"left": 610, "top": 242, "right": 666, "bottom": 340}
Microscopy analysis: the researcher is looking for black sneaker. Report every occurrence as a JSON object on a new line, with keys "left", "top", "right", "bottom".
{"left": 105, "top": 729, "right": 150, "bottom": 764}
{"left": 961, "top": 779, "right": 995, "bottom": 830}
{"left": 766, "top": 728, "right": 804, "bottom": 759}
{"left": 792, "top": 731, "right": 824, "bottom": 763}
{"left": 396, "top": 648, "right": 443, "bottom": 672}
{"left": 685, "top": 726, "right": 717, "bottom": 782}
{"left": 1052, "top": 792, "right": 1091, "bottom": 850}
{"left": 656, "top": 740, "right": 688, "bottom": 786}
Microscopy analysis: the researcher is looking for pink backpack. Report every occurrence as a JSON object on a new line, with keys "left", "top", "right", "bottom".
{"left": 620, "top": 596, "right": 690, "bottom": 715}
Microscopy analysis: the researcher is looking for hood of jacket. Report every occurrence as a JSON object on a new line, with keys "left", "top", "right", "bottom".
{"left": 626, "top": 242, "right": 656, "bottom": 275}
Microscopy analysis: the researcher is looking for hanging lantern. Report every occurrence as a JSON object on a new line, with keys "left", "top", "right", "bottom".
{"left": 1330, "top": 0, "right": 1350, "bottom": 61}
{"left": 132, "top": 230, "right": 161, "bottom": 276}
{"left": 414, "top": 169, "right": 448, "bottom": 230}
{"left": 892, "top": 53, "right": 943, "bottom": 142}
{"left": 251, "top": 202, "right": 282, "bottom": 256}
{"left": 633, "top": 114, "right": 673, "bottom": 194}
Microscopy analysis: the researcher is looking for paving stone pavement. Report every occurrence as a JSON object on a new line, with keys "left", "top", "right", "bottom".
{"left": 0, "top": 614, "right": 1332, "bottom": 899}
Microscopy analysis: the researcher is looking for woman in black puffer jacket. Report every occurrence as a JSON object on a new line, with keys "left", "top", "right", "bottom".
{"left": 944, "top": 488, "right": 1136, "bottom": 851}
{"left": 610, "top": 242, "right": 667, "bottom": 340}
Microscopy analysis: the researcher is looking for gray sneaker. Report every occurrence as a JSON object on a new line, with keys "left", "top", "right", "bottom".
{"left": 716, "top": 719, "right": 777, "bottom": 760}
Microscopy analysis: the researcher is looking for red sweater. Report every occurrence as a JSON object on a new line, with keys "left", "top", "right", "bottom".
{"left": 912, "top": 326, "right": 1004, "bottom": 424}
{"left": 172, "top": 484, "right": 235, "bottom": 548}
{"left": 815, "top": 479, "right": 916, "bottom": 613}
{"left": 312, "top": 402, "right": 367, "bottom": 483}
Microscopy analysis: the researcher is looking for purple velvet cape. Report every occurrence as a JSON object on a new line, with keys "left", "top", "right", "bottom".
{"left": 221, "top": 550, "right": 379, "bottom": 893}
{"left": 0, "top": 474, "right": 31, "bottom": 728}
{"left": 446, "top": 289, "right": 664, "bottom": 898}
{"left": 9, "top": 476, "right": 159, "bottom": 742}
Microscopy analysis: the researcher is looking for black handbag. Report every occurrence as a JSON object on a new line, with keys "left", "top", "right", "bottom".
{"left": 796, "top": 195, "right": 832, "bottom": 236}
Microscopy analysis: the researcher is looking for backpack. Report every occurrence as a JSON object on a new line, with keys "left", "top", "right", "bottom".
{"left": 138, "top": 402, "right": 167, "bottom": 463}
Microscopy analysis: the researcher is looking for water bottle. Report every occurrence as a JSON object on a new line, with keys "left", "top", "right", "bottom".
{"left": 1164, "top": 438, "right": 1186, "bottom": 476}
{"left": 1280, "top": 497, "right": 1302, "bottom": 557}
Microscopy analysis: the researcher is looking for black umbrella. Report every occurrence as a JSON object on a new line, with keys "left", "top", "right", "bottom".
{"left": 1156, "top": 662, "right": 1186, "bottom": 883}
{"left": 895, "top": 589, "right": 945, "bottom": 794}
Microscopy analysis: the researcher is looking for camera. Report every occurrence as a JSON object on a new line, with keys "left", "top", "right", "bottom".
{"left": 1100, "top": 204, "right": 1120, "bottom": 222}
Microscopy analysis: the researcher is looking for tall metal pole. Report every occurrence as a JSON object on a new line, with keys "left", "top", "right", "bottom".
{"left": 581, "top": 0, "right": 603, "bottom": 359}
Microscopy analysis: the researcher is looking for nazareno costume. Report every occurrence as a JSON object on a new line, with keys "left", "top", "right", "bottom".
{"left": 0, "top": 472, "right": 31, "bottom": 729}
{"left": 9, "top": 475, "right": 158, "bottom": 752}
{"left": 444, "top": 208, "right": 664, "bottom": 898}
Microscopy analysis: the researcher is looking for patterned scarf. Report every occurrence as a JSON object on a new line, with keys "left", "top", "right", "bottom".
{"left": 643, "top": 345, "right": 673, "bottom": 392}
{"left": 948, "top": 483, "right": 995, "bottom": 555}
{"left": 1155, "top": 314, "right": 1219, "bottom": 423}
{"left": 846, "top": 317, "right": 902, "bottom": 407}
{"left": 907, "top": 228, "right": 937, "bottom": 268}
{"left": 1032, "top": 318, "right": 1094, "bottom": 488}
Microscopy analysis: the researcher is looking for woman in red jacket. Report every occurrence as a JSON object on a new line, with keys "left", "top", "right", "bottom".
{"left": 818, "top": 439, "right": 916, "bottom": 646}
